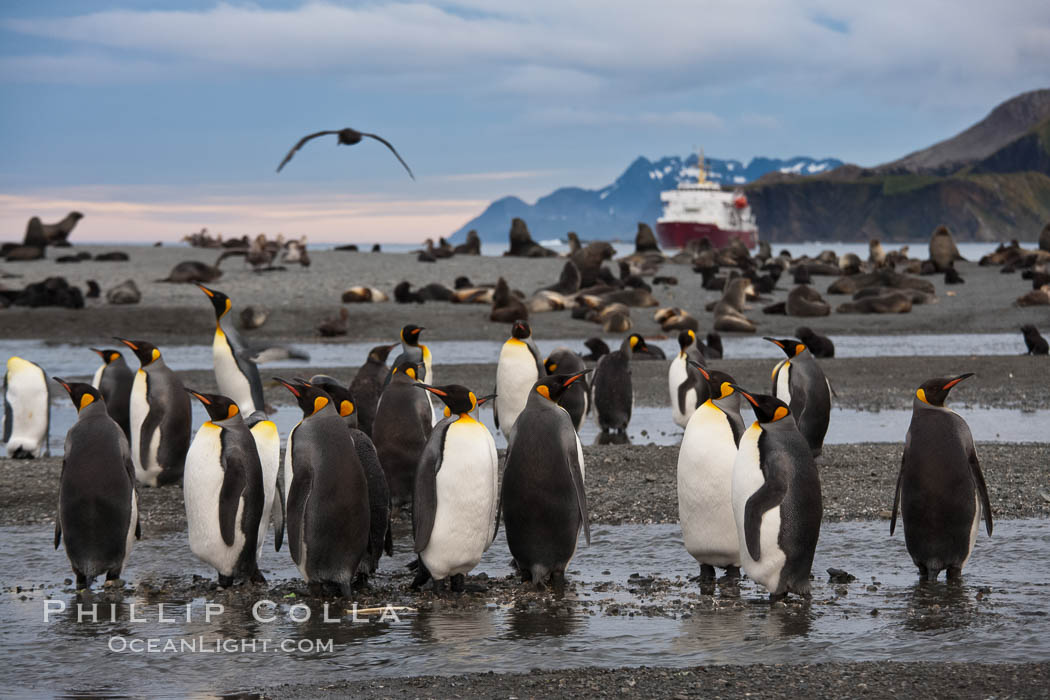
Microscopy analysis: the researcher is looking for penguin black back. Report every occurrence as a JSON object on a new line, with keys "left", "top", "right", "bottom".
{"left": 544, "top": 348, "right": 589, "bottom": 431}
{"left": 592, "top": 334, "right": 646, "bottom": 433}
{"left": 350, "top": 343, "right": 396, "bottom": 436}
{"left": 90, "top": 347, "right": 134, "bottom": 440}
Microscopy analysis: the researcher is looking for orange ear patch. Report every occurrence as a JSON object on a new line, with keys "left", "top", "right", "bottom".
{"left": 795, "top": 344, "right": 806, "bottom": 356}
{"left": 150, "top": 348, "right": 161, "bottom": 362}
{"left": 916, "top": 388, "right": 928, "bottom": 404}
{"left": 313, "top": 396, "right": 329, "bottom": 414}
{"left": 227, "top": 404, "right": 239, "bottom": 419}
{"left": 79, "top": 394, "right": 95, "bottom": 410}
{"left": 406, "top": 367, "right": 417, "bottom": 380}
{"left": 773, "top": 406, "right": 789, "bottom": 421}
{"left": 720, "top": 382, "right": 733, "bottom": 398}
{"left": 536, "top": 385, "right": 551, "bottom": 399}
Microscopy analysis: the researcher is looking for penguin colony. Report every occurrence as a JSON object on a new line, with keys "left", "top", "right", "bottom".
{"left": 1, "top": 284, "right": 1006, "bottom": 597}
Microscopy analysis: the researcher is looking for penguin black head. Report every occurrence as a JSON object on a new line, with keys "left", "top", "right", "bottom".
{"left": 114, "top": 337, "right": 162, "bottom": 366}
{"left": 915, "top": 373, "right": 973, "bottom": 407}
{"left": 533, "top": 370, "right": 592, "bottom": 403}
{"left": 198, "top": 284, "right": 232, "bottom": 319}
{"left": 90, "top": 347, "right": 125, "bottom": 365}
{"left": 368, "top": 343, "right": 398, "bottom": 364}
{"left": 273, "top": 377, "right": 334, "bottom": 417}
{"left": 763, "top": 337, "right": 806, "bottom": 358}
{"left": 308, "top": 374, "right": 358, "bottom": 424}
{"left": 400, "top": 324, "right": 424, "bottom": 346}
{"left": 186, "top": 389, "right": 241, "bottom": 422}
{"left": 511, "top": 320, "right": 532, "bottom": 340}
{"left": 677, "top": 329, "right": 697, "bottom": 352}
{"left": 626, "top": 333, "right": 649, "bottom": 354}
{"left": 53, "top": 378, "right": 103, "bottom": 413}
{"left": 689, "top": 361, "right": 736, "bottom": 400}
{"left": 390, "top": 358, "right": 422, "bottom": 382}
{"left": 418, "top": 384, "right": 492, "bottom": 416}
{"left": 731, "top": 385, "right": 792, "bottom": 424}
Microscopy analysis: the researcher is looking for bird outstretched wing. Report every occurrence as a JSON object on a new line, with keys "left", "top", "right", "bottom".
{"left": 276, "top": 130, "right": 340, "bottom": 172}
{"left": 362, "top": 132, "right": 416, "bottom": 180}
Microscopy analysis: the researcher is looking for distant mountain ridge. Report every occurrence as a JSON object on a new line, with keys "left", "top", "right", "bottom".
{"left": 450, "top": 154, "right": 842, "bottom": 242}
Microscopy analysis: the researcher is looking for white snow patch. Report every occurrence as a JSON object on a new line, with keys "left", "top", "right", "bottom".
{"left": 734, "top": 176, "right": 746, "bottom": 184}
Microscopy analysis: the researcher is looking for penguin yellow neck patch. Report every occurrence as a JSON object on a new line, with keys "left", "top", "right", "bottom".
{"left": 469, "top": 392, "right": 478, "bottom": 411}
{"left": 78, "top": 394, "right": 95, "bottom": 410}
{"left": 720, "top": 382, "right": 733, "bottom": 398}
{"left": 313, "top": 396, "right": 329, "bottom": 414}
{"left": 916, "top": 388, "right": 928, "bottom": 404}
{"left": 150, "top": 348, "right": 161, "bottom": 363}
{"left": 536, "top": 385, "right": 551, "bottom": 400}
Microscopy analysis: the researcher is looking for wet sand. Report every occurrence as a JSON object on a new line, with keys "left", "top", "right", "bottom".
{"left": 1, "top": 245, "right": 1047, "bottom": 343}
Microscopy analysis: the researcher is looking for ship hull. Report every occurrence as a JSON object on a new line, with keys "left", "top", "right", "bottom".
{"left": 656, "top": 222, "right": 757, "bottom": 250}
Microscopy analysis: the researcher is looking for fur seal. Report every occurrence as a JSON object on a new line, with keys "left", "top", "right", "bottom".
{"left": 713, "top": 278, "right": 757, "bottom": 333}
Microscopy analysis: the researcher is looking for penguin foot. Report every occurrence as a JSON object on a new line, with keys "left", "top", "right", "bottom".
{"left": 698, "top": 564, "right": 716, "bottom": 582}
{"left": 720, "top": 566, "right": 742, "bottom": 582}
{"left": 75, "top": 573, "right": 89, "bottom": 591}
{"left": 339, "top": 582, "right": 355, "bottom": 598}
{"left": 450, "top": 574, "right": 466, "bottom": 593}
{"left": 11, "top": 448, "right": 35, "bottom": 460}
{"left": 550, "top": 570, "right": 567, "bottom": 595}
{"left": 354, "top": 572, "right": 370, "bottom": 588}
{"left": 103, "top": 576, "right": 123, "bottom": 588}
{"left": 410, "top": 559, "right": 432, "bottom": 590}
{"left": 769, "top": 591, "right": 788, "bottom": 603}
{"left": 250, "top": 567, "right": 267, "bottom": 585}
{"left": 946, "top": 566, "right": 963, "bottom": 582}
{"left": 308, "top": 582, "right": 326, "bottom": 597}
{"left": 217, "top": 574, "right": 234, "bottom": 589}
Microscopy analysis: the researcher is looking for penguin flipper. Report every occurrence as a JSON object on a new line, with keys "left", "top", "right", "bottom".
{"left": 218, "top": 454, "right": 248, "bottom": 548}
{"left": 676, "top": 374, "right": 695, "bottom": 416}
{"left": 273, "top": 473, "right": 286, "bottom": 552}
{"left": 287, "top": 466, "right": 312, "bottom": 566}
{"left": 890, "top": 452, "right": 904, "bottom": 536}
{"left": 969, "top": 447, "right": 993, "bottom": 536}
{"left": 743, "top": 477, "right": 787, "bottom": 561}
{"left": 492, "top": 385, "right": 500, "bottom": 430}
{"left": 384, "top": 517, "right": 394, "bottom": 556}
{"left": 568, "top": 441, "right": 590, "bottom": 546}
{"left": 54, "top": 512, "right": 61, "bottom": 549}
{"left": 412, "top": 422, "right": 447, "bottom": 554}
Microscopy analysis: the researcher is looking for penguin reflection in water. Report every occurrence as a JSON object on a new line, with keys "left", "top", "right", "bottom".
{"left": 53, "top": 380, "right": 140, "bottom": 590}
{"left": 892, "top": 374, "right": 992, "bottom": 581}
{"left": 677, "top": 364, "right": 744, "bottom": 587}
{"left": 412, "top": 385, "right": 498, "bottom": 592}
{"left": 731, "top": 386, "right": 822, "bottom": 601}
{"left": 276, "top": 378, "right": 370, "bottom": 596}
{"left": 502, "top": 371, "right": 591, "bottom": 589}
{"left": 184, "top": 391, "right": 277, "bottom": 586}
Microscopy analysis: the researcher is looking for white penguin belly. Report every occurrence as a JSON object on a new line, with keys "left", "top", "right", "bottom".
{"left": 496, "top": 343, "right": 539, "bottom": 437}
{"left": 420, "top": 420, "right": 499, "bottom": 579}
{"left": 678, "top": 403, "right": 740, "bottom": 567}
{"left": 213, "top": 332, "right": 256, "bottom": 415}
{"left": 774, "top": 361, "right": 791, "bottom": 403}
{"left": 122, "top": 490, "right": 138, "bottom": 572}
{"left": 4, "top": 359, "right": 49, "bottom": 458}
{"left": 732, "top": 425, "right": 786, "bottom": 592}
{"left": 251, "top": 420, "right": 281, "bottom": 557}
{"left": 184, "top": 424, "right": 247, "bottom": 576}
{"left": 91, "top": 364, "right": 104, "bottom": 390}
{"left": 962, "top": 491, "right": 980, "bottom": 570}
{"left": 128, "top": 370, "right": 163, "bottom": 486}
{"left": 282, "top": 424, "right": 298, "bottom": 505}
{"left": 668, "top": 355, "right": 696, "bottom": 428}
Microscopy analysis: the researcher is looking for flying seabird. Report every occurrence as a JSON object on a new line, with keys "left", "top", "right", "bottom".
{"left": 276, "top": 127, "right": 415, "bottom": 179}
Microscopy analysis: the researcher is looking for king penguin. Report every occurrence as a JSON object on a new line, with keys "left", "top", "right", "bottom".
{"left": 494, "top": 320, "right": 544, "bottom": 439}
{"left": 184, "top": 390, "right": 268, "bottom": 586}
{"left": 199, "top": 285, "right": 265, "bottom": 416}
{"left": 412, "top": 384, "right": 499, "bottom": 592}
{"left": 891, "top": 373, "right": 992, "bottom": 581}
{"left": 275, "top": 378, "right": 371, "bottom": 596}
{"left": 309, "top": 374, "right": 392, "bottom": 579}
{"left": 52, "top": 379, "right": 139, "bottom": 590}
{"left": 543, "top": 347, "right": 589, "bottom": 432}
{"left": 4, "top": 356, "right": 50, "bottom": 459}
{"left": 349, "top": 343, "right": 397, "bottom": 436}
{"left": 117, "top": 338, "right": 192, "bottom": 487}
{"left": 765, "top": 337, "right": 832, "bottom": 457}
{"left": 372, "top": 359, "right": 433, "bottom": 510}
{"left": 731, "top": 385, "right": 822, "bottom": 600}
{"left": 89, "top": 348, "right": 134, "bottom": 441}
{"left": 677, "top": 364, "right": 744, "bottom": 584}
{"left": 669, "top": 330, "right": 709, "bottom": 428}
{"left": 592, "top": 333, "right": 648, "bottom": 435}
{"left": 244, "top": 409, "right": 284, "bottom": 561}
{"left": 502, "top": 371, "right": 591, "bottom": 588}
{"left": 388, "top": 324, "right": 432, "bottom": 384}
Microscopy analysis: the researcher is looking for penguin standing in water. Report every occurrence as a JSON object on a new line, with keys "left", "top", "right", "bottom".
{"left": 4, "top": 356, "right": 50, "bottom": 459}
{"left": 349, "top": 344, "right": 397, "bottom": 436}
{"left": 892, "top": 373, "right": 992, "bottom": 581}
{"left": 669, "top": 330, "right": 709, "bottom": 428}
{"left": 543, "top": 348, "right": 589, "bottom": 431}
{"left": 275, "top": 378, "right": 371, "bottom": 596}
{"left": 244, "top": 409, "right": 283, "bottom": 560}
{"left": 592, "top": 333, "right": 648, "bottom": 435}
{"left": 412, "top": 385, "right": 499, "bottom": 592}
{"left": 502, "top": 371, "right": 591, "bottom": 588}
{"left": 89, "top": 348, "right": 134, "bottom": 441}
{"left": 388, "top": 324, "right": 432, "bottom": 383}
{"left": 372, "top": 359, "right": 433, "bottom": 510}
{"left": 309, "top": 375, "right": 392, "bottom": 578}
{"left": 730, "top": 386, "right": 822, "bottom": 600}
{"left": 184, "top": 390, "right": 268, "bottom": 586}
{"left": 765, "top": 337, "right": 832, "bottom": 457}
{"left": 494, "top": 320, "right": 543, "bottom": 439}
{"left": 52, "top": 379, "right": 139, "bottom": 590}
{"left": 117, "top": 338, "right": 192, "bottom": 487}
{"left": 199, "top": 285, "right": 265, "bottom": 416}
{"left": 677, "top": 364, "right": 744, "bottom": 584}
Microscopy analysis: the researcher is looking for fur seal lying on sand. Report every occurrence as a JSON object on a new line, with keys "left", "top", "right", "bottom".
{"left": 786, "top": 285, "right": 831, "bottom": 317}
{"left": 491, "top": 277, "right": 528, "bottom": 322}
{"left": 837, "top": 291, "right": 912, "bottom": 314}
{"left": 342, "top": 286, "right": 389, "bottom": 303}
{"left": 504, "top": 219, "right": 557, "bottom": 258}
{"left": 713, "top": 278, "right": 757, "bottom": 332}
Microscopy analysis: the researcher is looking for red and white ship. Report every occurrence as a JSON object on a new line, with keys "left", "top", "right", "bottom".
{"left": 656, "top": 152, "right": 758, "bottom": 249}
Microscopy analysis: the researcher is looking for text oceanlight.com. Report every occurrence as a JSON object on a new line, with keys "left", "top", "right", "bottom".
{"left": 108, "top": 637, "right": 334, "bottom": 653}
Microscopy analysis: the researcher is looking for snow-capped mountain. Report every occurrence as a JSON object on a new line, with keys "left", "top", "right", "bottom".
{"left": 450, "top": 153, "right": 842, "bottom": 242}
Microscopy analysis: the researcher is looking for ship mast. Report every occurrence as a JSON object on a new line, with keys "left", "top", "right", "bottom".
{"left": 696, "top": 147, "right": 707, "bottom": 185}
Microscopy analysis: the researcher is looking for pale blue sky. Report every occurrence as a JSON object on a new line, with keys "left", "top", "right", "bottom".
{"left": 1, "top": 1, "right": 1048, "bottom": 242}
